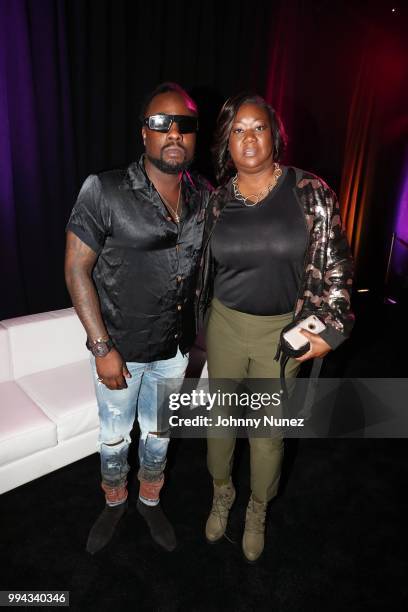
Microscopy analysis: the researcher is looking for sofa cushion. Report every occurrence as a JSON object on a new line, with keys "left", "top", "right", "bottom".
{"left": 0, "top": 325, "right": 12, "bottom": 383}
{"left": 0, "top": 381, "right": 57, "bottom": 464}
{"left": 17, "top": 359, "right": 99, "bottom": 442}
{"left": 2, "top": 308, "right": 88, "bottom": 379}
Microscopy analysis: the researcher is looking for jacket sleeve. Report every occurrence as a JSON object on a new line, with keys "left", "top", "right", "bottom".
{"left": 318, "top": 188, "right": 355, "bottom": 349}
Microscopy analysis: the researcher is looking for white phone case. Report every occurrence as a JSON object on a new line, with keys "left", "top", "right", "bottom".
{"left": 283, "top": 315, "right": 326, "bottom": 351}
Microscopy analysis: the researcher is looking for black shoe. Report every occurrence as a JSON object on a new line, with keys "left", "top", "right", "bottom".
{"left": 137, "top": 499, "right": 177, "bottom": 551}
{"left": 86, "top": 502, "right": 127, "bottom": 554}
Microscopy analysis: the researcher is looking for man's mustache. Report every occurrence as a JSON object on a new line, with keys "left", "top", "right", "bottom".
{"left": 162, "top": 143, "right": 187, "bottom": 153}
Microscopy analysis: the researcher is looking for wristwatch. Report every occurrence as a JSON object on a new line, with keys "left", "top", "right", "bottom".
{"left": 86, "top": 337, "right": 114, "bottom": 358}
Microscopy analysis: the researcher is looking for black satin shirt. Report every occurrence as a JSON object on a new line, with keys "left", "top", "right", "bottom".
{"left": 67, "top": 156, "right": 210, "bottom": 362}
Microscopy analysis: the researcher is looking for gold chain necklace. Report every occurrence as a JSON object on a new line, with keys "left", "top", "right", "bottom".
{"left": 156, "top": 181, "right": 182, "bottom": 223}
{"left": 232, "top": 163, "right": 282, "bottom": 207}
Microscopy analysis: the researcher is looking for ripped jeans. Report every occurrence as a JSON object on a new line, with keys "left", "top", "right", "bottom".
{"left": 91, "top": 349, "right": 188, "bottom": 506}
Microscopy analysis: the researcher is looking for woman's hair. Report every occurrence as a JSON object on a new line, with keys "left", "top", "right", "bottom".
{"left": 212, "top": 92, "right": 288, "bottom": 184}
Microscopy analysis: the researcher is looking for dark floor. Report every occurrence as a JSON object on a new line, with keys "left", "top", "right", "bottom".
{"left": 1, "top": 293, "right": 407, "bottom": 611}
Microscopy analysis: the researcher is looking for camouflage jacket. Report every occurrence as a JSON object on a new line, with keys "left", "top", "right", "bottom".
{"left": 195, "top": 167, "right": 355, "bottom": 349}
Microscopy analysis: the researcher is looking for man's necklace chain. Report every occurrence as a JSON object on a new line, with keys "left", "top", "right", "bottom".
{"left": 156, "top": 182, "right": 182, "bottom": 223}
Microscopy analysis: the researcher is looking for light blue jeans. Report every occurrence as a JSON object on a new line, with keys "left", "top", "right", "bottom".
{"left": 91, "top": 349, "right": 188, "bottom": 506}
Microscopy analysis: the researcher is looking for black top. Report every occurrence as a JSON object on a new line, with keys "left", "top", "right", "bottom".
{"left": 211, "top": 167, "right": 308, "bottom": 316}
{"left": 66, "top": 156, "right": 210, "bottom": 362}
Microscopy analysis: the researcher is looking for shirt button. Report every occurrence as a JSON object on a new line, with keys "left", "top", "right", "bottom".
{"left": 177, "top": 304, "right": 182, "bottom": 311}
{"left": 177, "top": 275, "right": 182, "bottom": 283}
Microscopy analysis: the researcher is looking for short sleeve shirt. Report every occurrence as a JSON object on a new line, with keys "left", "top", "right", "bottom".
{"left": 66, "top": 156, "right": 210, "bottom": 362}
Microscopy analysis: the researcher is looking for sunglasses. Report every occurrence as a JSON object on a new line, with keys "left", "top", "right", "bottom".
{"left": 143, "top": 114, "right": 198, "bottom": 134}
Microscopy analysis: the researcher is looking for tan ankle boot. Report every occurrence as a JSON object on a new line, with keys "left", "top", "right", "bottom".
{"left": 242, "top": 495, "right": 267, "bottom": 562}
{"left": 205, "top": 480, "right": 236, "bottom": 542}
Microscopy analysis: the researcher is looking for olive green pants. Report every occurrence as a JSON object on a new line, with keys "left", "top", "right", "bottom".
{"left": 205, "top": 297, "right": 300, "bottom": 502}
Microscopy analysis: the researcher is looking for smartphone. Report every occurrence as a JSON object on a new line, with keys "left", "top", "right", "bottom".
{"left": 283, "top": 315, "right": 326, "bottom": 351}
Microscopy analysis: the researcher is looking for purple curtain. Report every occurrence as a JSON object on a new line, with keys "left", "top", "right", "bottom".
{"left": 0, "top": 0, "right": 76, "bottom": 319}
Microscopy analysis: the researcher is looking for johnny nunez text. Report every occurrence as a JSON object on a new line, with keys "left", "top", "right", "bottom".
{"left": 168, "top": 415, "right": 305, "bottom": 428}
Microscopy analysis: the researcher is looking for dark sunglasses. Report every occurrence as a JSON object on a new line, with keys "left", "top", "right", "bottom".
{"left": 143, "top": 114, "right": 198, "bottom": 134}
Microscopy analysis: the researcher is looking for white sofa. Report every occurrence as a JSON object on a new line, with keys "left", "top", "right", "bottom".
{"left": 0, "top": 308, "right": 99, "bottom": 494}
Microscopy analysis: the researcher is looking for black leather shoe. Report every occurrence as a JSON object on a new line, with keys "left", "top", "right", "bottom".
{"left": 86, "top": 502, "right": 127, "bottom": 554}
{"left": 137, "top": 499, "right": 177, "bottom": 551}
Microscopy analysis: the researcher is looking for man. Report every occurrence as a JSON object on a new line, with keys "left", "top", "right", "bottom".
{"left": 65, "top": 82, "right": 210, "bottom": 554}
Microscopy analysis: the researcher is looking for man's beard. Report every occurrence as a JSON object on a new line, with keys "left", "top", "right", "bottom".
{"left": 146, "top": 148, "right": 193, "bottom": 174}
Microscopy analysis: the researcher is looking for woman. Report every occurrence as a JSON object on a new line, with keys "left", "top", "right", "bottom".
{"left": 196, "top": 93, "right": 354, "bottom": 562}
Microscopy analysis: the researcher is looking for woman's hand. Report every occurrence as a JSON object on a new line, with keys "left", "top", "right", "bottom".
{"left": 295, "top": 330, "right": 331, "bottom": 362}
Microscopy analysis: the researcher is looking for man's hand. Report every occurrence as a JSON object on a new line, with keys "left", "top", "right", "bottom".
{"left": 295, "top": 330, "right": 331, "bottom": 362}
{"left": 95, "top": 348, "right": 132, "bottom": 390}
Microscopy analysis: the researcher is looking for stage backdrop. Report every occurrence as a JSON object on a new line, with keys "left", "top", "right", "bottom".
{"left": 1, "top": 0, "right": 407, "bottom": 319}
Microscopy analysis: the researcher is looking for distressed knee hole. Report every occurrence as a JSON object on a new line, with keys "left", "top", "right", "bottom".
{"left": 104, "top": 438, "right": 125, "bottom": 447}
{"left": 98, "top": 437, "right": 128, "bottom": 452}
{"left": 97, "top": 436, "right": 130, "bottom": 452}
{"left": 148, "top": 430, "right": 170, "bottom": 438}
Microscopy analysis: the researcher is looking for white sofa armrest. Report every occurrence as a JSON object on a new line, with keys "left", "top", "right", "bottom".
{"left": 1, "top": 308, "right": 88, "bottom": 379}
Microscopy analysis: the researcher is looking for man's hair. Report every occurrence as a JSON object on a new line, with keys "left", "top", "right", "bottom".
{"left": 139, "top": 82, "right": 198, "bottom": 120}
{"left": 212, "top": 92, "right": 288, "bottom": 184}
